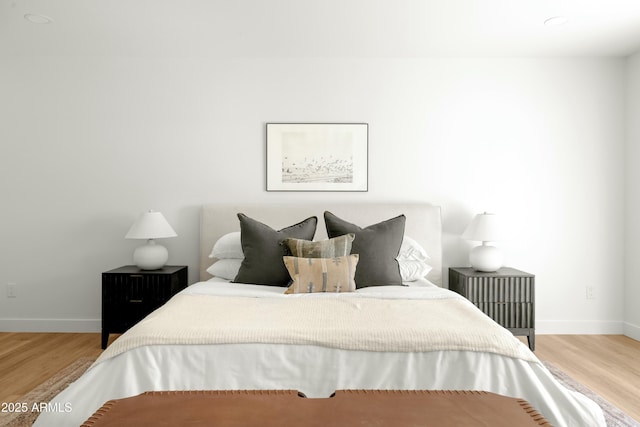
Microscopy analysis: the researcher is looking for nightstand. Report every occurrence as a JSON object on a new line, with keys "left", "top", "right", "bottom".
{"left": 101, "top": 265, "right": 188, "bottom": 349}
{"left": 448, "top": 267, "right": 535, "bottom": 350}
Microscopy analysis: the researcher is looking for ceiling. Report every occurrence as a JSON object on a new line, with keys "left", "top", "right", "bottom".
{"left": 2, "top": 0, "right": 640, "bottom": 58}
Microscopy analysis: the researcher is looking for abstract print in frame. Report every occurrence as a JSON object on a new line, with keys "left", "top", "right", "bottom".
{"left": 266, "top": 123, "right": 368, "bottom": 192}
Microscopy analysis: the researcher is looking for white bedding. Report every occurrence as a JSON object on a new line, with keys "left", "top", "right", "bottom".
{"left": 34, "top": 280, "right": 605, "bottom": 427}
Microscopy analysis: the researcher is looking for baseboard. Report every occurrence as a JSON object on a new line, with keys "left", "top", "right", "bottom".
{"left": 0, "top": 318, "right": 101, "bottom": 333}
{"left": 536, "top": 320, "right": 624, "bottom": 335}
{"left": 623, "top": 321, "right": 640, "bottom": 341}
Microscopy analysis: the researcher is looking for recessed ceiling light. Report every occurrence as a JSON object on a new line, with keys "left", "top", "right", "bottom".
{"left": 544, "top": 16, "right": 568, "bottom": 27}
{"left": 24, "top": 13, "right": 53, "bottom": 24}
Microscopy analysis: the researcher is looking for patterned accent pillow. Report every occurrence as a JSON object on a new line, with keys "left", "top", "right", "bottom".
{"left": 282, "top": 233, "right": 355, "bottom": 258}
{"left": 283, "top": 255, "right": 359, "bottom": 294}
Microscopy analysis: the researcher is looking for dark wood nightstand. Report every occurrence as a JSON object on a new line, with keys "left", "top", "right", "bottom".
{"left": 449, "top": 267, "right": 535, "bottom": 350}
{"left": 101, "top": 265, "right": 188, "bottom": 349}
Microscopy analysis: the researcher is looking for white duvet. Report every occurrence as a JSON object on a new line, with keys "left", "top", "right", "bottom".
{"left": 34, "top": 280, "right": 605, "bottom": 427}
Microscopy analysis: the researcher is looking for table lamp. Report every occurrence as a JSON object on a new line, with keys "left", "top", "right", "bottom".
{"left": 462, "top": 212, "right": 506, "bottom": 272}
{"left": 125, "top": 210, "right": 177, "bottom": 270}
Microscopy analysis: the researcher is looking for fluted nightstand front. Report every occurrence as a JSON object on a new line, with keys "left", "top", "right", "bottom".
{"left": 449, "top": 267, "right": 535, "bottom": 350}
{"left": 101, "top": 265, "right": 187, "bottom": 348}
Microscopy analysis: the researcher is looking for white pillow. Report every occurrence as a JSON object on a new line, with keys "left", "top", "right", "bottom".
{"left": 397, "top": 236, "right": 432, "bottom": 281}
{"left": 206, "top": 259, "right": 243, "bottom": 280}
{"left": 399, "top": 260, "right": 433, "bottom": 282}
{"left": 209, "top": 232, "right": 243, "bottom": 259}
{"left": 397, "top": 236, "right": 430, "bottom": 262}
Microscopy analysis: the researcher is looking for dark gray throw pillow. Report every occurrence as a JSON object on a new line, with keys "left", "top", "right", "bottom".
{"left": 324, "top": 211, "right": 405, "bottom": 288}
{"left": 233, "top": 213, "right": 318, "bottom": 286}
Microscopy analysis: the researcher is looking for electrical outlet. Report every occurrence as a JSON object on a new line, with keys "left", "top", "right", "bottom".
{"left": 586, "top": 286, "right": 595, "bottom": 299}
{"left": 7, "top": 283, "right": 17, "bottom": 298}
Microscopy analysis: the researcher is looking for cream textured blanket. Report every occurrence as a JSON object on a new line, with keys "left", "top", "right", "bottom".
{"left": 97, "top": 293, "right": 536, "bottom": 365}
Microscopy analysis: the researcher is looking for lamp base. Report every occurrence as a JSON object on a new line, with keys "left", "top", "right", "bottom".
{"left": 469, "top": 244, "right": 503, "bottom": 272}
{"left": 133, "top": 239, "right": 169, "bottom": 270}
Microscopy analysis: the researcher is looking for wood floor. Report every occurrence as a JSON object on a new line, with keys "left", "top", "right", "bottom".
{"left": 531, "top": 335, "right": 640, "bottom": 421}
{"left": 0, "top": 333, "right": 107, "bottom": 403}
{"left": 0, "top": 333, "right": 639, "bottom": 421}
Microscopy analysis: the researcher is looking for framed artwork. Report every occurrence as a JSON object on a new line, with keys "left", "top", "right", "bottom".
{"left": 266, "top": 123, "right": 368, "bottom": 192}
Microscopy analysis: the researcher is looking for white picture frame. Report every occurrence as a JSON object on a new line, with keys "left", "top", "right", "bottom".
{"left": 266, "top": 123, "right": 368, "bottom": 192}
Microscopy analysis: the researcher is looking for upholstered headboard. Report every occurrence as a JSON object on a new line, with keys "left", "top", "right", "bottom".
{"left": 199, "top": 204, "right": 442, "bottom": 286}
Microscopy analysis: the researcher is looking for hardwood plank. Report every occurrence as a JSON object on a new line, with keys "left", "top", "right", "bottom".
{"left": 0, "top": 333, "right": 639, "bottom": 422}
{"left": 0, "top": 333, "right": 105, "bottom": 403}
{"left": 532, "top": 335, "right": 640, "bottom": 421}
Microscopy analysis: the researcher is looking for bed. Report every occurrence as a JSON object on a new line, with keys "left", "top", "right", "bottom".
{"left": 34, "top": 204, "right": 605, "bottom": 427}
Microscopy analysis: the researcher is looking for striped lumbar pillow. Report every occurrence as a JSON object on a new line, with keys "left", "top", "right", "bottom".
{"left": 282, "top": 233, "right": 355, "bottom": 259}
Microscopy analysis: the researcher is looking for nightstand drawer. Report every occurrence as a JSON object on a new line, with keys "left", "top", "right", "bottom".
{"left": 463, "top": 276, "right": 533, "bottom": 303}
{"left": 476, "top": 301, "right": 533, "bottom": 329}
{"left": 103, "top": 274, "right": 179, "bottom": 306}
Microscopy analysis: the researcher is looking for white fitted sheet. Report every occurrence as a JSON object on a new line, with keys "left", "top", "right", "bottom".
{"left": 34, "top": 281, "right": 605, "bottom": 427}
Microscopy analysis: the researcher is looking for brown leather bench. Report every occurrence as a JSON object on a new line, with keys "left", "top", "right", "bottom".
{"left": 82, "top": 389, "right": 551, "bottom": 426}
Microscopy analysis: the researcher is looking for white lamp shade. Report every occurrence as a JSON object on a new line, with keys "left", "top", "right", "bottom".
{"left": 462, "top": 213, "right": 506, "bottom": 242}
{"left": 125, "top": 210, "right": 177, "bottom": 240}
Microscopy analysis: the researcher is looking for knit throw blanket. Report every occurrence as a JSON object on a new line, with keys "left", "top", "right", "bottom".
{"left": 96, "top": 293, "right": 536, "bottom": 366}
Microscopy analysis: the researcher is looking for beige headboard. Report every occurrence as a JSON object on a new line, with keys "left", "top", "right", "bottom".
{"left": 199, "top": 204, "right": 442, "bottom": 286}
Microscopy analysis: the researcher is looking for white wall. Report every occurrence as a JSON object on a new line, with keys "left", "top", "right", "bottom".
{"left": 0, "top": 56, "right": 626, "bottom": 334}
{"left": 625, "top": 52, "right": 640, "bottom": 340}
